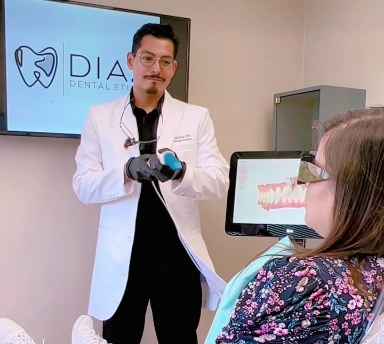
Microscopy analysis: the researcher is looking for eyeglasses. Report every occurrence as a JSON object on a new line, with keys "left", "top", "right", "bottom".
{"left": 133, "top": 52, "right": 176, "bottom": 70}
{"left": 297, "top": 154, "right": 330, "bottom": 184}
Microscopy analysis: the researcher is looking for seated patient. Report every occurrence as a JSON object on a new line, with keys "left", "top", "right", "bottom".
{"left": 1, "top": 108, "right": 384, "bottom": 344}
{"left": 217, "top": 107, "right": 384, "bottom": 343}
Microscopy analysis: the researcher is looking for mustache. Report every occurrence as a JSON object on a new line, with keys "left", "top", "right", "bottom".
{"left": 144, "top": 75, "right": 165, "bottom": 82}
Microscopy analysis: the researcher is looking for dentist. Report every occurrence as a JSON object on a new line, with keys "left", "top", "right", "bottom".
{"left": 72, "top": 23, "right": 229, "bottom": 344}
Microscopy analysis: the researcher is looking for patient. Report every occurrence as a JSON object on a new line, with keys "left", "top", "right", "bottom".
{"left": 216, "top": 107, "right": 384, "bottom": 343}
{"left": 1, "top": 108, "right": 384, "bottom": 344}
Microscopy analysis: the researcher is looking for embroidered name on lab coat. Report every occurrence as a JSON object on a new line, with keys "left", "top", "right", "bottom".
{"left": 173, "top": 134, "right": 192, "bottom": 143}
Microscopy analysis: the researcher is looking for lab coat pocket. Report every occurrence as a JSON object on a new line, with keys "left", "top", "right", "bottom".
{"left": 97, "top": 226, "right": 132, "bottom": 267}
{"left": 172, "top": 142, "right": 197, "bottom": 151}
{"left": 187, "top": 225, "right": 200, "bottom": 236}
{"left": 175, "top": 148, "right": 197, "bottom": 167}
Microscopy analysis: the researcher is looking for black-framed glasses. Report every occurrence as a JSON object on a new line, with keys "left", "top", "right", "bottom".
{"left": 297, "top": 154, "right": 330, "bottom": 184}
{"left": 133, "top": 52, "right": 176, "bottom": 70}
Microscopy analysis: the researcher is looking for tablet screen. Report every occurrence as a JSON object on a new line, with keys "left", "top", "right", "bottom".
{"left": 225, "top": 151, "right": 322, "bottom": 239}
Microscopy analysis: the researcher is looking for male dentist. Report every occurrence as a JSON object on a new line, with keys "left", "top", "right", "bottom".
{"left": 73, "top": 23, "right": 229, "bottom": 344}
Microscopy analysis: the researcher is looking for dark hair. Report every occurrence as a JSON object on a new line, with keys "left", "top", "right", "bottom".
{"left": 249, "top": 108, "right": 384, "bottom": 294}
{"left": 300, "top": 108, "right": 384, "bottom": 259}
{"left": 131, "top": 23, "right": 179, "bottom": 59}
{"left": 294, "top": 108, "right": 384, "bottom": 294}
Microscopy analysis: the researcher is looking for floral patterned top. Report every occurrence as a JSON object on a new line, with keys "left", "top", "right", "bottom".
{"left": 216, "top": 256, "right": 384, "bottom": 344}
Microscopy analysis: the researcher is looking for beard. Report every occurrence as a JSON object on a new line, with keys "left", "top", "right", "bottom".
{"left": 146, "top": 85, "right": 159, "bottom": 94}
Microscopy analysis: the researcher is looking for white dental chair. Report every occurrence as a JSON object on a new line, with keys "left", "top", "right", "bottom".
{"left": 360, "top": 288, "right": 384, "bottom": 343}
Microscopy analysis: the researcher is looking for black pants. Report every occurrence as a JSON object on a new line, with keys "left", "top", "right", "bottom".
{"left": 102, "top": 257, "right": 202, "bottom": 344}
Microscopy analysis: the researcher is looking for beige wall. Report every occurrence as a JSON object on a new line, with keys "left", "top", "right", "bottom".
{"left": 0, "top": 1, "right": 306, "bottom": 343}
{"left": 303, "top": 0, "right": 384, "bottom": 105}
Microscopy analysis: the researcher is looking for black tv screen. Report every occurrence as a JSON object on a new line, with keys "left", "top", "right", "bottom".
{"left": 0, "top": 0, "right": 190, "bottom": 138}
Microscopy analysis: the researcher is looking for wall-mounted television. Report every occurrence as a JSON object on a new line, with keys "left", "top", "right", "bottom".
{"left": 0, "top": 0, "right": 190, "bottom": 138}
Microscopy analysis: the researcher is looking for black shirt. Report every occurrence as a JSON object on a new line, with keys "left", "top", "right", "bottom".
{"left": 129, "top": 92, "right": 194, "bottom": 271}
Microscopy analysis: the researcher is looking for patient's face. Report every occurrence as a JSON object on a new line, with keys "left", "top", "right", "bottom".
{"left": 304, "top": 137, "right": 334, "bottom": 238}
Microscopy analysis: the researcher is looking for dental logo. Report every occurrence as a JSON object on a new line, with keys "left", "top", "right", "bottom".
{"left": 15, "top": 46, "right": 58, "bottom": 88}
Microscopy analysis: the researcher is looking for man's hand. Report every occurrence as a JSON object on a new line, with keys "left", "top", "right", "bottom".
{"left": 125, "top": 154, "right": 157, "bottom": 183}
{"left": 148, "top": 148, "right": 186, "bottom": 183}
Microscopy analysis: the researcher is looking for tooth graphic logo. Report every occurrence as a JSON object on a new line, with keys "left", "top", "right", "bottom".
{"left": 15, "top": 46, "right": 58, "bottom": 88}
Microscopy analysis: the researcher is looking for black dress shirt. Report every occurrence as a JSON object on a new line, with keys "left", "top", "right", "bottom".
{"left": 129, "top": 91, "right": 194, "bottom": 271}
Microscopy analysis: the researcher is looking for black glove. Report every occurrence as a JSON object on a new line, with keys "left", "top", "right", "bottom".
{"left": 148, "top": 148, "right": 186, "bottom": 183}
{"left": 125, "top": 154, "right": 157, "bottom": 182}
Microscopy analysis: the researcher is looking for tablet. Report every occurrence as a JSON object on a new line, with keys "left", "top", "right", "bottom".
{"left": 225, "top": 151, "right": 322, "bottom": 239}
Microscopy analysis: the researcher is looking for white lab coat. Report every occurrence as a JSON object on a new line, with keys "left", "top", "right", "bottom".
{"left": 73, "top": 91, "right": 229, "bottom": 321}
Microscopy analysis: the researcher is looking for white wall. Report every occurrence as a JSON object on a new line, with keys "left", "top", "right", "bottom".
{"left": 303, "top": 0, "right": 384, "bottom": 106}
{"left": 0, "top": 1, "right": 306, "bottom": 343}
{"left": 0, "top": 136, "right": 99, "bottom": 342}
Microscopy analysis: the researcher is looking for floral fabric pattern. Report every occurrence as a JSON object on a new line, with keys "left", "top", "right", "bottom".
{"left": 217, "top": 256, "right": 384, "bottom": 344}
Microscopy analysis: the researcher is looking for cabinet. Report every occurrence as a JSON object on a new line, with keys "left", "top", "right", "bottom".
{"left": 273, "top": 85, "right": 366, "bottom": 151}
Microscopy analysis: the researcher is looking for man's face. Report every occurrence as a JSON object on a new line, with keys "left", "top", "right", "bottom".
{"left": 127, "top": 35, "right": 177, "bottom": 96}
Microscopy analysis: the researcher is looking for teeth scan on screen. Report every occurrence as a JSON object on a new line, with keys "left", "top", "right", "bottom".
{"left": 257, "top": 177, "right": 307, "bottom": 211}
{"left": 233, "top": 158, "right": 307, "bottom": 226}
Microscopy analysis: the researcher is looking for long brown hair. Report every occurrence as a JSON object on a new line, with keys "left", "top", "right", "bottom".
{"left": 288, "top": 107, "right": 384, "bottom": 294}
{"left": 247, "top": 108, "right": 384, "bottom": 275}
{"left": 296, "top": 107, "right": 384, "bottom": 259}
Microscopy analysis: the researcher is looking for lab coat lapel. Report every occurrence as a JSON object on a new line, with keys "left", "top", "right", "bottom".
{"left": 157, "top": 91, "right": 182, "bottom": 151}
